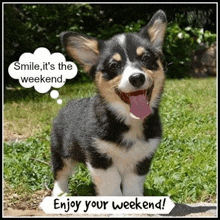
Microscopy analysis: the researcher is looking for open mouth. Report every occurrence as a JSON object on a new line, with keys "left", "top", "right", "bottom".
{"left": 115, "top": 89, "right": 150, "bottom": 105}
{"left": 115, "top": 88, "right": 152, "bottom": 119}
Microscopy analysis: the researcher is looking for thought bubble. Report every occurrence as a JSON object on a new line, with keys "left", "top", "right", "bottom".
{"left": 8, "top": 47, "right": 78, "bottom": 94}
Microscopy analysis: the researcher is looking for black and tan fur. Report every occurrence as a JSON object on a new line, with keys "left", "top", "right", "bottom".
{"left": 51, "top": 10, "right": 167, "bottom": 196}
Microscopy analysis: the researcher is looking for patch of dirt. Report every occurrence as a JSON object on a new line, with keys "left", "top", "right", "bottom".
{"left": 3, "top": 182, "right": 51, "bottom": 216}
{"left": 3, "top": 121, "right": 28, "bottom": 142}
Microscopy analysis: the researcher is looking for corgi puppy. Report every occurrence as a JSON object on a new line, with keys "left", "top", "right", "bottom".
{"left": 51, "top": 10, "right": 167, "bottom": 196}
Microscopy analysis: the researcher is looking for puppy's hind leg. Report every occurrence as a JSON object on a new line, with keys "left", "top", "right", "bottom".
{"left": 52, "top": 157, "right": 76, "bottom": 197}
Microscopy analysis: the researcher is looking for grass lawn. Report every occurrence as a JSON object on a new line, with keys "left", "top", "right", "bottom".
{"left": 4, "top": 77, "right": 216, "bottom": 204}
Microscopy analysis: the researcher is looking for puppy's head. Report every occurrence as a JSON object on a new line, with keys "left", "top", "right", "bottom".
{"left": 61, "top": 10, "right": 167, "bottom": 120}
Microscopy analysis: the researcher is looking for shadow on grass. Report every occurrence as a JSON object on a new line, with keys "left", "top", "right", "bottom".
{"left": 68, "top": 182, "right": 167, "bottom": 197}
{"left": 4, "top": 86, "right": 49, "bottom": 103}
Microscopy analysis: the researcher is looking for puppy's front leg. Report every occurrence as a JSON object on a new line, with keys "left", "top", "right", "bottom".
{"left": 122, "top": 173, "right": 146, "bottom": 196}
{"left": 87, "top": 164, "right": 123, "bottom": 196}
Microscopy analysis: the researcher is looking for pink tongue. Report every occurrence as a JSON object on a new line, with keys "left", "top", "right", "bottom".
{"left": 129, "top": 94, "right": 151, "bottom": 119}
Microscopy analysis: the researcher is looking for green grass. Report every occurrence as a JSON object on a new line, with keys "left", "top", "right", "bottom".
{"left": 145, "top": 78, "right": 216, "bottom": 203}
{"left": 4, "top": 82, "right": 95, "bottom": 141}
{"left": 4, "top": 78, "right": 216, "bottom": 203}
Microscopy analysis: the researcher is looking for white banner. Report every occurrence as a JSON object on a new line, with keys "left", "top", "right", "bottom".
{"left": 40, "top": 196, "right": 175, "bottom": 215}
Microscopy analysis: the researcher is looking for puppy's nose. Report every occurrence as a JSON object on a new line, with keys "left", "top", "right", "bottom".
{"left": 129, "top": 73, "right": 145, "bottom": 88}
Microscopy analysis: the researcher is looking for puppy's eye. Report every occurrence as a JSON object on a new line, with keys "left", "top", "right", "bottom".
{"left": 109, "top": 62, "right": 120, "bottom": 72}
{"left": 141, "top": 54, "right": 150, "bottom": 64}
{"left": 141, "top": 54, "right": 158, "bottom": 70}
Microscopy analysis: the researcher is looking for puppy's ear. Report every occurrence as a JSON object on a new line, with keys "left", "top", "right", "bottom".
{"left": 60, "top": 32, "right": 100, "bottom": 72}
{"left": 139, "top": 10, "right": 167, "bottom": 50}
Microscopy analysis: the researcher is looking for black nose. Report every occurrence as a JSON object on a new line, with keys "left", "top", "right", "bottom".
{"left": 129, "top": 73, "right": 145, "bottom": 88}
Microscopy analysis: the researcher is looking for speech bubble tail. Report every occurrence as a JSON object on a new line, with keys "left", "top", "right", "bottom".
{"left": 57, "top": 99, "right": 62, "bottom": 105}
{"left": 50, "top": 90, "right": 59, "bottom": 99}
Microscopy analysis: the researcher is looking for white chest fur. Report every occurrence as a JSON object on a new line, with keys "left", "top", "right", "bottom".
{"left": 94, "top": 132, "right": 160, "bottom": 176}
